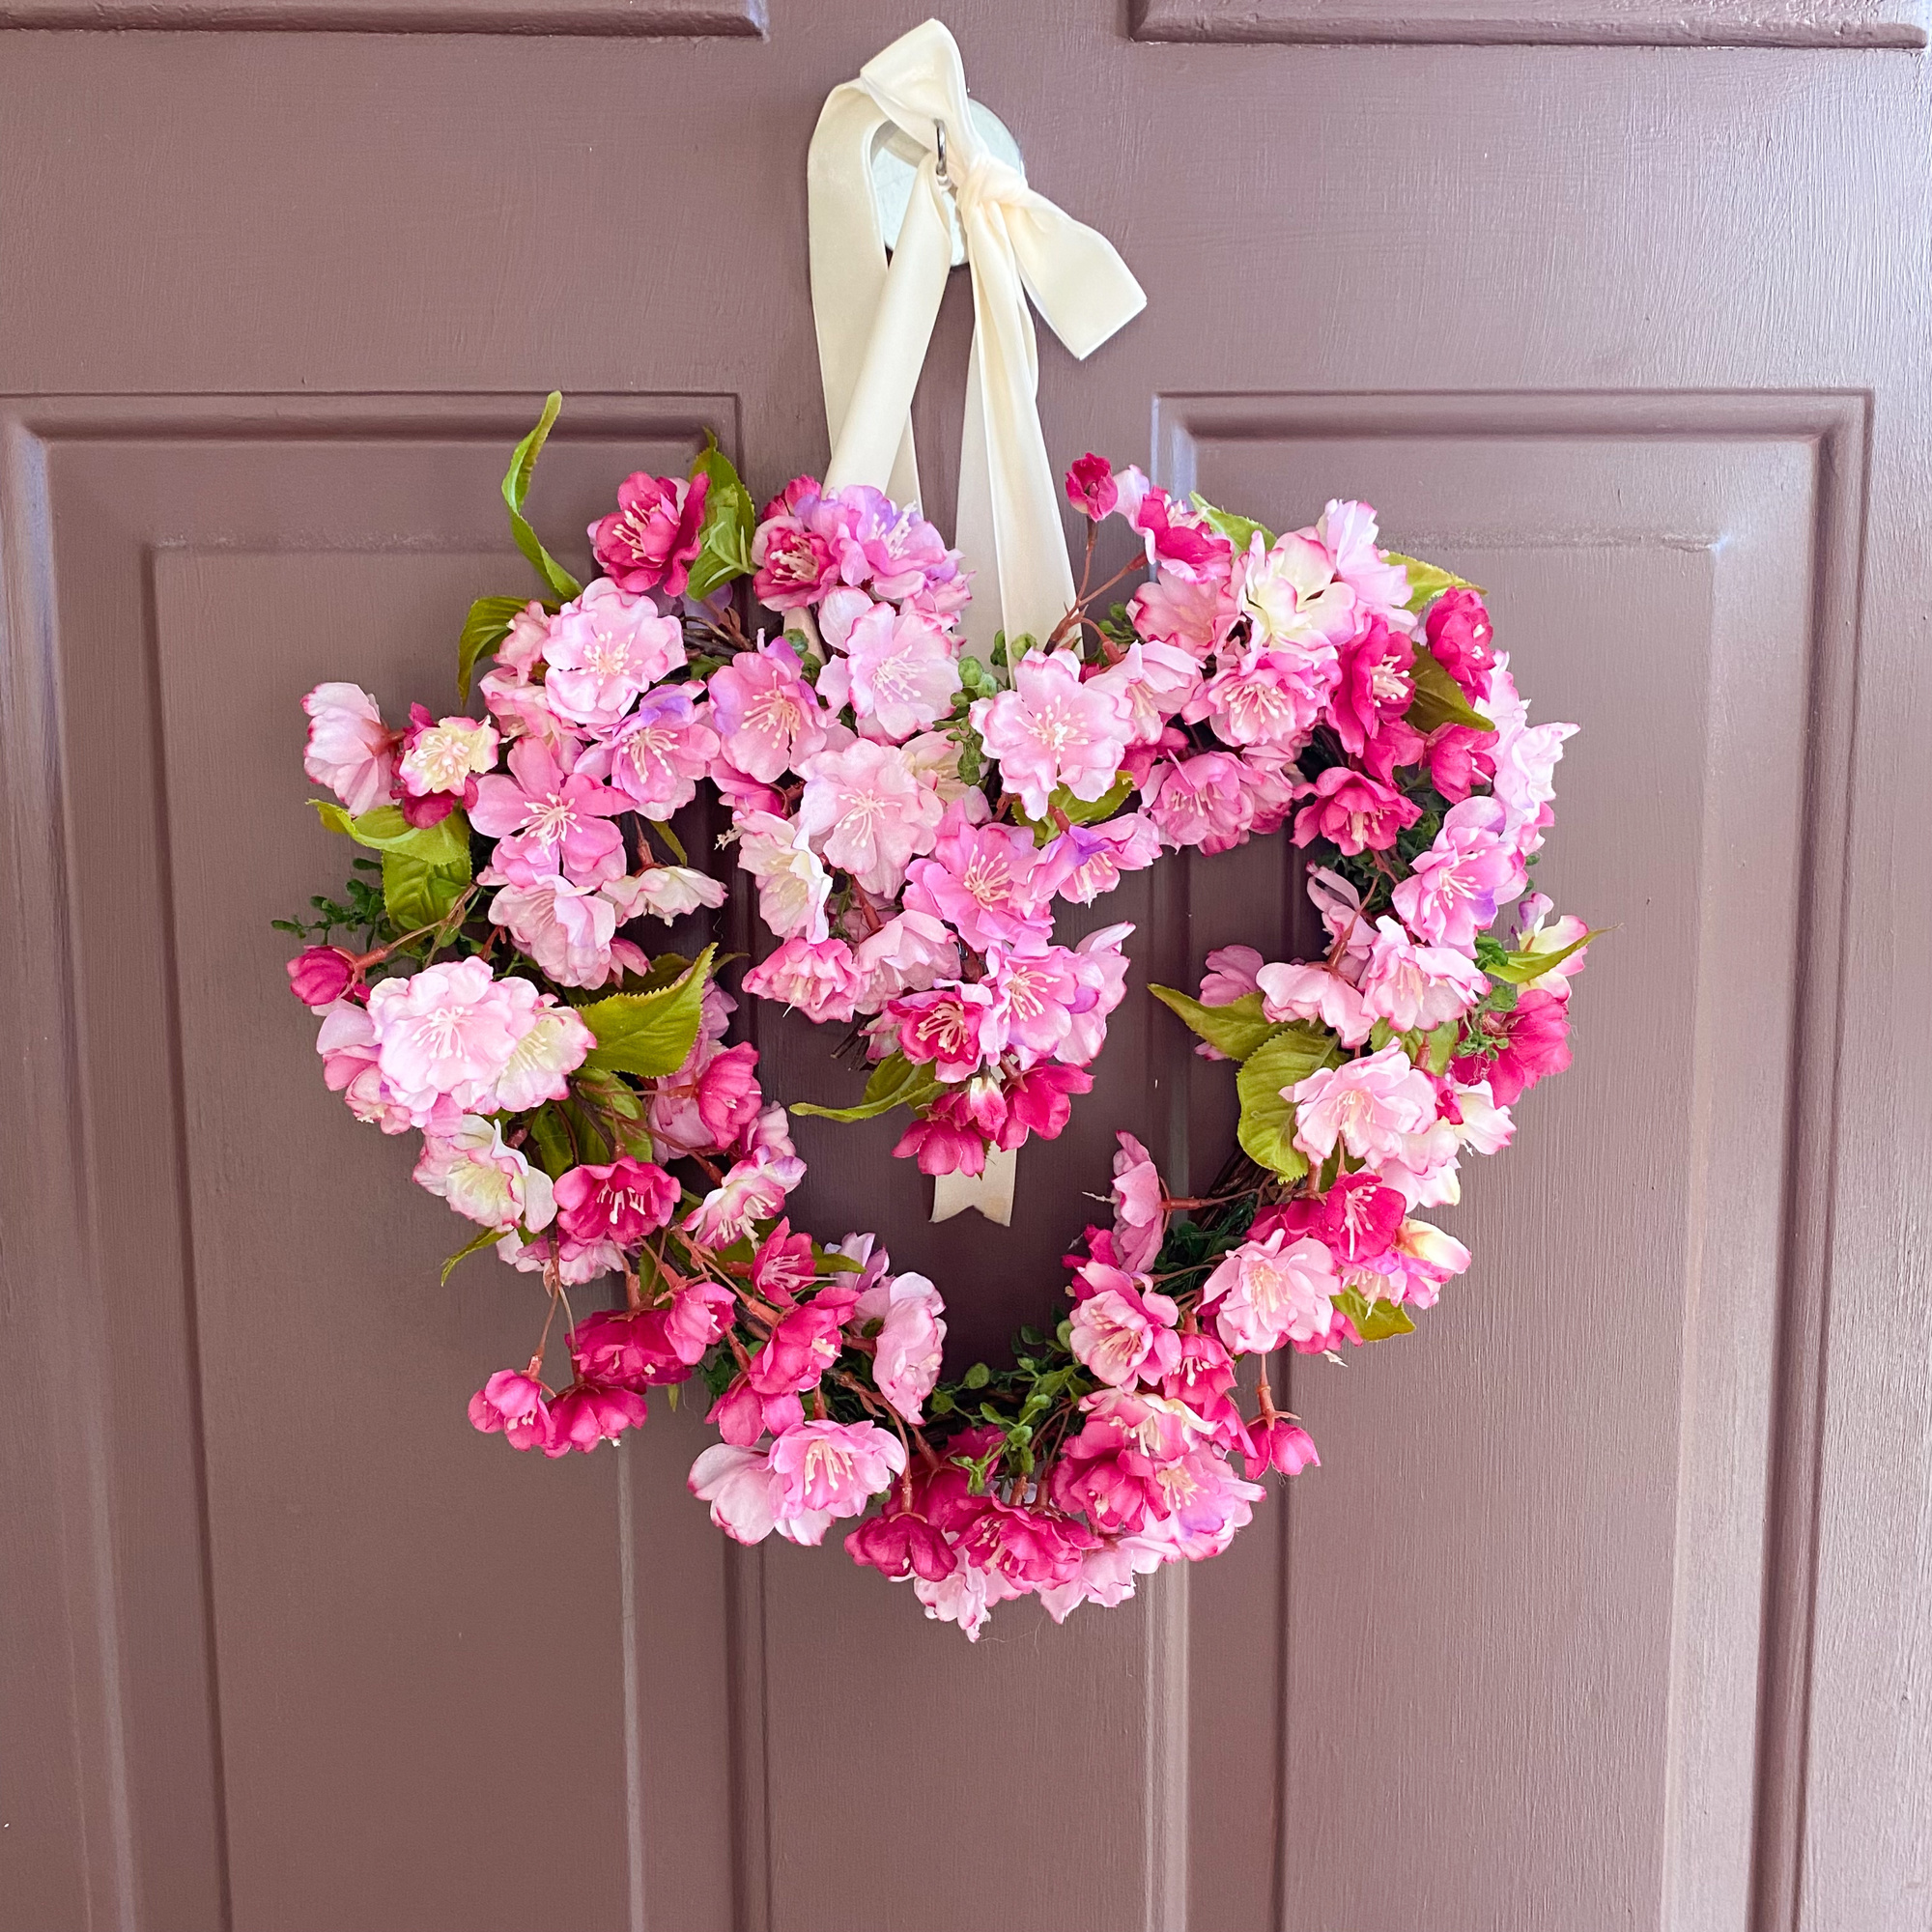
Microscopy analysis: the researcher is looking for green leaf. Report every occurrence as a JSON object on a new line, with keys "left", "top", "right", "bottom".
{"left": 440, "top": 1222, "right": 503, "bottom": 1286}
{"left": 1235, "top": 1022, "right": 1340, "bottom": 1182}
{"left": 792, "top": 1052, "right": 941, "bottom": 1123}
{"left": 1019, "top": 770, "right": 1137, "bottom": 845}
{"left": 1190, "top": 494, "right": 1275, "bottom": 555}
{"left": 962, "top": 1362, "right": 992, "bottom": 1390}
{"left": 1384, "top": 550, "right": 1481, "bottom": 614}
{"left": 1335, "top": 1285, "right": 1417, "bottom": 1343}
{"left": 1486, "top": 928, "right": 1597, "bottom": 986}
{"left": 525, "top": 1103, "right": 575, "bottom": 1180}
{"left": 457, "top": 594, "right": 530, "bottom": 703}
{"left": 1149, "top": 985, "right": 1281, "bottom": 1063}
{"left": 1406, "top": 646, "right": 1495, "bottom": 735}
{"left": 577, "top": 945, "right": 716, "bottom": 1079}
{"left": 685, "top": 432, "right": 757, "bottom": 603}
{"left": 1423, "top": 1019, "right": 1460, "bottom": 1075}
{"left": 311, "top": 800, "right": 472, "bottom": 868}
{"left": 381, "top": 851, "right": 468, "bottom": 932}
{"left": 501, "top": 391, "right": 582, "bottom": 603}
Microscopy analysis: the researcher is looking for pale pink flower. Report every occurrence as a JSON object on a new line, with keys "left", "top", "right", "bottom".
{"left": 851, "top": 910, "right": 959, "bottom": 1009}
{"left": 315, "top": 998, "right": 417, "bottom": 1134}
{"left": 413, "top": 1115, "right": 556, "bottom": 1232}
{"left": 1199, "top": 945, "right": 1264, "bottom": 1006}
{"left": 768, "top": 1421, "right": 906, "bottom": 1535}
{"left": 1202, "top": 1230, "right": 1337, "bottom": 1352}
{"left": 477, "top": 994, "right": 595, "bottom": 1113}
{"left": 1477, "top": 656, "right": 1578, "bottom": 856}
{"left": 1110, "top": 1131, "right": 1167, "bottom": 1274}
{"left": 543, "top": 581, "right": 685, "bottom": 728}
{"left": 1145, "top": 751, "right": 1254, "bottom": 855}
{"left": 399, "top": 714, "right": 497, "bottom": 799}
{"left": 913, "top": 1560, "right": 1006, "bottom": 1641}
{"left": 1192, "top": 646, "right": 1336, "bottom": 753}
{"left": 1389, "top": 794, "right": 1526, "bottom": 952}
{"left": 469, "top": 739, "right": 628, "bottom": 888}
{"left": 1038, "top": 1540, "right": 1167, "bottom": 1623}
{"left": 683, "top": 1150, "right": 805, "bottom": 1247}
{"left": 854, "top": 1271, "right": 947, "bottom": 1424}
{"left": 487, "top": 875, "right": 620, "bottom": 990}
{"left": 733, "top": 811, "right": 832, "bottom": 942}
{"left": 1088, "top": 639, "right": 1204, "bottom": 746}
{"left": 602, "top": 866, "right": 728, "bottom": 924}
{"left": 1061, "top": 923, "right": 1135, "bottom": 1066}
{"left": 707, "top": 640, "right": 828, "bottom": 782}
{"left": 740, "top": 934, "right": 864, "bottom": 1025}
{"left": 980, "top": 946, "right": 1082, "bottom": 1062}
{"left": 689, "top": 1442, "right": 781, "bottom": 1544}
{"left": 302, "top": 682, "right": 397, "bottom": 816}
{"left": 1254, "top": 959, "right": 1375, "bottom": 1047}
{"left": 1069, "top": 1272, "right": 1181, "bottom": 1387}
{"left": 1291, "top": 1043, "right": 1439, "bottom": 1165}
{"left": 969, "top": 649, "right": 1131, "bottom": 818}
{"left": 593, "top": 687, "right": 719, "bottom": 818}
{"left": 366, "top": 958, "right": 529, "bottom": 1122}
{"left": 898, "top": 730, "right": 980, "bottom": 817}
{"left": 1236, "top": 529, "right": 1358, "bottom": 651}
{"left": 1446, "top": 1076, "right": 1515, "bottom": 1157}
{"left": 1140, "top": 1451, "right": 1265, "bottom": 1561}
{"left": 1130, "top": 568, "right": 1238, "bottom": 657}
{"left": 1510, "top": 895, "right": 1590, "bottom": 998}
{"left": 1315, "top": 500, "right": 1415, "bottom": 624}
{"left": 1307, "top": 867, "right": 1372, "bottom": 977}
{"left": 844, "top": 601, "right": 961, "bottom": 741}
{"left": 1032, "top": 813, "right": 1162, "bottom": 907}
{"left": 1358, "top": 916, "right": 1489, "bottom": 1032}
{"left": 902, "top": 818, "right": 1050, "bottom": 954}
{"left": 796, "top": 739, "right": 942, "bottom": 895}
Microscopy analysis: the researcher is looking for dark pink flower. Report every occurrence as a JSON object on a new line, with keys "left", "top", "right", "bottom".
{"left": 287, "top": 945, "right": 355, "bottom": 1009}
{"left": 954, "top": 1498, "right": 1094, "bottom": 1591}
{"left": 751, "top": 1218, "right": 816, "bottom": 1303}
{"left": 696, "top": 1041, "right": 765, "bottom": 1149}
{"left": 745, "top": 1286, "right": 862, "bottom": 1396}
{"left": 547, "top": 1381, "right": 649, "bottom": 1454}
{"left": 663, "top": 1280, "right": 735, "bottom": 1365}
{"left": 1424, "top": 587, "right": 1496, "bottom": 697}
{"left": 1453, "top": 986, "right": 1571, "bottom": 1105}
{"left": 1327, "top": 617, "right": 1416, "bottom": 761}
{"left": 1291, "top": 764, "right": 1420, "bottom": 857}
{"left": 1420, "top": 723, "right": 1497, "bottom": 803}
{"left": 892, "top": 1115, "right": 988, "bottom": 1176}
{"left": 1310, "top": 1170, "right": 1406, "bottom": 1264}
{"left": 708, "top": 1378, "right": 805, "bottom": 1447}
{"left": 1247, "top": 1417, "right": 1321, "bottom": 1478}
{"left": 554, "top": 1157, "right": 679, "bottom": 1248}
{"left": 569, "top": 1310, "right": 686, "bottom": 1388}
{"left": 468, "top": 1368, "right": 555, "bottom": 1452}
{"left": 999, "top": 1063, "right": 1094, "bottom": 1147}
{"left": 589, "top": 469, "right": 709, "bottom": 597}
{"left": 846, "top": 1509, "right": 957, "bottom": 1583}
{"left": 752, "top": 478, "right": 838, "bottom": 610}
{"left": 1065, "top": 452, "right": 1119, "bottom": 521}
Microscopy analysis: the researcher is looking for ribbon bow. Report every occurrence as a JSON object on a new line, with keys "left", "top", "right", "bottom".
{"left": 808, "top": 18, "right": 1147, "bottom": 657}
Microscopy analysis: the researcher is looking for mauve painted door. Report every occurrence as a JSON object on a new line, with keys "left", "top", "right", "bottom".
{"left": 2, "top": 6, "right": 1928, "bottom": 1931}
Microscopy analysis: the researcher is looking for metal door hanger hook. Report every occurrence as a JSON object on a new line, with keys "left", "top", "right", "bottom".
{"left": 934, "top": 118, "right": 949, "bottom": 188}
{"left": 871, "top": 100, "right": 1023, "bottom": 269}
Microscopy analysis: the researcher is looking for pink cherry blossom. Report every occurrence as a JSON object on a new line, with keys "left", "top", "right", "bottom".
{"left": 1060, "top": 923, "right": 1135, "bottom": 1067}
{"left": 1202, "top": 1229, "right": 1338, "bottom": 1352}
{"left": 1126, "top": 486, "right": 1232, "bottom": 582}
{"left": 302, "top": 682, "right": 398, "bottom": 816}
{"left": 707, "top": 639, "right": 828, "bottom": 783}
{"left": 740, "top": 934, "right": 864, "bottom": 1025}
{"left": 591, "top": 686, "right": 719, "bottom": 817}
{"left": 752, "top": 486, "right": 838, "bottom": 610}
{"left": 851, "top": 909, "right": 959, "bottom": 1008}
{"left": 486, "top": 875, "right": 620, "bottom": 990}
{"left": 854, "top": 1270, "right": 946, "bottom": 1424}
{"left": 1452, "top": 985, "right": 1572, "bottom": 1104}
{"left": 1315, "top": 500, "right": 1415, "bottom": 623}
{"left": 1327, "top": 616, "right": 1419, "bottom": 763}
{"left": 683, "top": 1148, "right": 805, "bottom": 1246}
{"left": 969, "top": 649, "right": 1132, "bottom": 818}
{"left": 315, "top": 999, "right": 417, "bottom": 1134}
{"left": 980, "top": 946, "right": 1083, "bottom": 1061}
{"left": 1065, "top": 452, "right": 1119, "bottom": 520}
{"left": 689, "top": 1442, "right": 781, "bottom": 1543}
{"left": 476, "top": 994, "right": 595, "bottom": 1113}
{"left": 1246, "top": 1416, "right": 1321, "bottom": 1479}
{"left": 731, "top": 811, "right": 832, "bottom": 942}
{"left": 1145, "top": 751, "right": 1255, "bottom": 854}
{"left": 844, "top": 602, "right": 961, "bottom": 741}
{"left": 1476, "top": 657, "right": 1578, "bottom": 857}
{"left": 747, "top": 1286, "right": 861, "bottom": 1398}
{"left": 588, "top": 469, "right": 707, "bottom": 596}
{"left": 1089, "top": 639, "right": 1204, "bottom": 748}
{"left": 1068, "top": 1268, "right": 1180, "bottom": 1387}
{"left": 1033, "top": 813, "right": 1162, "bottom": 907}
{"left": 1424, "top": 587, "right": 1496, "bottom": 696}
{"left": 542, "top": 581, "right": 685, "bottom": 728}
{"left": 887, "top": 981, "right": 996, "bottom": 1082}
{"left": 554, "top": 1156, "right": 678, "bottom": 1247}
{"left": 1357, "top": 915, "right": 1489, "bottom": 1032}
{"left": 1510, "top": 895, "right": 1590, "bottom": 997}
{"left": 1110, "top": 1132, "right": 1166, "bottom": 1273}
{"left": 602, "top": 865, "right": 728, "bottom": 925}
{"left": 413, "top": 1114, "right": 556, "bottom": 1232}
{"left": 1291, "top": 764, "right": 1420, "bottom": 858}
{"left": 1236, "top": 530, "right": 1358, "bottom": 652}
{"left": 1254, "top": 959, "right": 1375, "bottom": 1047}
{"left": 469, "top": 738, "right": 628, "bottom": 888}
{"left": 1291, "top": 1043, "right": 1440, "bottom": 1166}
{"left": 768, "top": 1421, "right": 906, "bottom": 1530}
{"left": 1307, "top": 867, "right": 1372, "bottom": 976}
{"left": 814, "top": 484, "right": 967, "bottom": 610}
{"left": 399, "top": 714, "right": 497, "bottom": 799}
{"left": 650, "top": 1037, "right": 763, "bottom": 1156}
{"left": 365, "top": 957, "right": 529, "bottom": 1121}
{"left": 846, "top": 1508, "right": 956, "bottom": 1583}
{"left": 903, "top": 818, "right": 1050, "bottom": 953}
{"left": 998, "top": 1062, "right": 1094, "bottom": 1146}
{"left": 1389, "top": 794, "right": 1526, "bottom": 951}
{"left": 1199, "top": 945, "right": 1264, "bottom": 1006}
{"left": 1192, "top": 646, "right": 1335, "bottom": 753}
{"left": 469, "top": 1370, "right": 555, "bottom": 1453}
{"left": 892, "top": 1113, "right": 990, "bottom": 1176}
{"left": 287, "top": 946, "right": 355, "bottom": 1009}
{"left": 796, "top": 739, "right": 943, "bottom": 895}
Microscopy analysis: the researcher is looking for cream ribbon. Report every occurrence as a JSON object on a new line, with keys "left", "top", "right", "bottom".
{"left": 807, "top": 17, "right": 1147, "bottom": 661}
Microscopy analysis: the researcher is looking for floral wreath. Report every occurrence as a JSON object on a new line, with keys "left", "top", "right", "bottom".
{"left": 282, "top": 394, "right": 1590, "bottom": 1638}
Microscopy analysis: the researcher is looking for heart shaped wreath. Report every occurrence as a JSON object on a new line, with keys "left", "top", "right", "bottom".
{"left": 280, "top": 397, "right": 1589, "bottom": 1636}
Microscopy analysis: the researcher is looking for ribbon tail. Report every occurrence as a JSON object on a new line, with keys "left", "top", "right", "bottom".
{"left": 931, "top": 1144, "right": 1017, "bottom": 1226}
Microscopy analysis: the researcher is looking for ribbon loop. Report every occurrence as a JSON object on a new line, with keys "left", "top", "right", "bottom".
{"left": 809, "top": 17, "right": 1146, "bottom": 656}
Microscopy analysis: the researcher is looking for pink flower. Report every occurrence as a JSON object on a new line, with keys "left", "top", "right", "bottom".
{"left": 844, "top": 602, "right": 961, "bottom": 741}
{"left": 1199, "top": 945, "right": 1264, "bottom": 1006}
{"left": 707, "top": 639, "right": 828, "bottom": 783}
{"left": 731, "top": 811, "right": 832, "bottom": 942}
{"left": 892, "top": 1114, "right": 989, "bottom": 1176}
{"left": 477, "top": 993, "right": 596, "bottom": 1113}
{"left": 980, "top": 946, "right": 1083, "bottom": 1062}
{"left": 953, "top": 1500, "right": 1094, "bottom": 1592}
{"left": 796, "top": 739, "right": 943, "bottom": 895}
{"left": 1061, "top": 923, "right": 1134, "bottom": 1067}
{"left": 1304, "top": 1170, "right": 1407, "bottom": 1263}
{"left": 747, "top": 1287, "right": 861, "bottom": 1399}
{"left": 1315, "top": 500, "right": 1414, "bottom": 622}
{"left": 1192, "top": 647, "right": 1334, "bottom": 753}
{"left": 315, "top": 999, "right": 418, "bottom": 1134}
{"left": 547, "top": 1380, "right": 650, "bottom": 1455}
{"left": 1424, "top": 587, "right": 1496, "bottom": 696}
{"left": 970, "top": 649, "right": 1131, "bottom": 818}
{"left": 287, "top": 945, "right": 355, "bottom": 1009}
{"left": 1089, "top": 639, "right": 1204, "bottom": 749}
{"left": 1236, "top": 530, "right": 1357, "bottom": 652}
{"left": 1510, "top": 895, "right": 1590, "bottom": 998}
{"left": 603, "top": 865, "right": 728, "bottom": 926}
{"left": 1127, "top": 485, "right": 1232, "bottom": 582}
{"left": 1032, "top": 813, "right": 1162, "bottom": 907}
{"left": 851, "top": 910, "right": 958, "bottom": 1008}
{"left": 538, "top": 581, "right": 684, "bottom": 728}
{"left": 1132, "top": 569, "right": 1238, "bottom": 657}
{"left": 689, "top": 1442, "right": 781, "bottom": 1544}
{"left": 752, "top": 487, "right": 839, "bottom": 610}
{"left": 854, "top": 1270, "right": 946, "bottom": 1423}
{"left": 1308, "top": 867, "right": 1372, "bottom": 976}
{"left": 1327, "top": 616, "right": 1418, "bottom": 762}
{"left": 1421, "top": 723, "right": 1497, "bottom": 803}
{"left": 1247, "top": 1416, "right": 1320, "bottom": 1478}
{"left": 486, "top": 875, "right": 620, "bottom": 990}
{"left": 1291, "top": 764, "right": 1420, "bottom": 858}
{"left": 650, "top": 1037, "right": 764, "bottom": 1156}
{"left": 1452, "top": 985, "right": 1571, "bottom": 1104}
{"left": 998, "top": 1062, "right": 1093, "bottom": 1146}
{"left": 683, "top": 1149, "right": 805, "bottom": 1247}
{"left": 554, "top": 1156, "right": 678, "bottom": 1247}
{"left": 302, "top": 682, "right": 398, "bottom": 816}
{"left": 814, "top": 485, "right": 966, "bottom": 609}
{"left": 413, "top": 1114, "right": 556, "bottom": 1232}
{"left": 365, "top": 957, "right": 528, "bottom": 1121}
{"left": 1110, "top": 1130, "right": 1167, "bottom": 1271}
{"left": 1065, "top": 453, "right": 1119, "bottom": 520}
{"left": 592, "top": 686, "right": 719, "bottom": 817}
{"left": 469, "top": 738, "right": 628, "bottom": 888}
{"left": 1291, "top": 1043, "right": 1439, "bottom": 1166}
{"left": 469, "top": 1370, "right": 554, "bottom": 1453}
{"left": 1389, "top": 795, "right": 1526, "bottom": 951}
{"left": 767, "top": 1421, "right": 906, "bottom": 1531}
{"left": 1476, "top": 658, "right": 1577, "bottom": 857}
{"left": 398, "top": 714, "right": 497, "bottom": 799}
{"left": 847, "top": 1509, "right": 956, "bottom": 1583}
{"left": 1254, "top": 959, "right": 1374, "bottom": 1047}
{"left": 903, "top": 818, "right": 1050, "bottom": 953}
{"left": 1357, "top": 916, "right": 1489, "bottom": 1032}
{"left": 740, "top": 934, "right": 864, "bottom": 1025}
{"left": 1202, "top": 1230, "right": 1337, "bottom": 1352}
{"left": 1069, "top": 1269, "right": 1181, "bottom": 1387}
{"left": 1146, "top": 751, "right": 1255, "bottom": 855}
{"left": 588, "top": 469, "right": 708, "bottom": 597}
